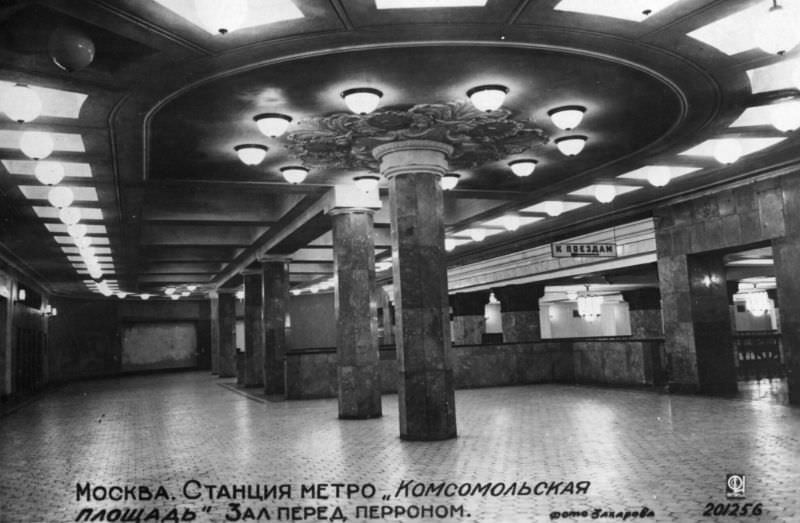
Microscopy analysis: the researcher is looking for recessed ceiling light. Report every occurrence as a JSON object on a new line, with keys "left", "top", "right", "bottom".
{"left": 680, "top": 137, "right": 785, "bottom": 161}
{"left": 376, "top": 0, "right": 487, "bottom": 8}
{"left": 555, "top": 0, "right": 680, "bottom": 22}
{"left": 0, "top": 81, "right": 87, "bottom": 120}
{"left": 153, "top": 0, "right": 304, "bottom": 35}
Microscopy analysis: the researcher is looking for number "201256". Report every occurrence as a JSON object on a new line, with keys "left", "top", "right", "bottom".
{"left": 703, "top": 503, "right": 763, "bottom": 517}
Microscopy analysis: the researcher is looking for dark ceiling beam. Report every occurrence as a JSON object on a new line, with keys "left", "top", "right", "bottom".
{"left": 140, "top": 218, "right": 278, "bottom": 227}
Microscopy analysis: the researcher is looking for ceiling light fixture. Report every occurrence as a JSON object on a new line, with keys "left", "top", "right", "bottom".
{"left": 353, "top": 175, "right": 380, "bottom": 193}
{"left": 713, "top": 138, "right": 743, "bottom": 164}
{"left": 235, "top": 290, "right": 245, "bottom": 300}
{"left": 280, "top": 166, "right": 309, "bottom": 184}
{"left": 341, "top": 88, "right": 383, "bottom": 114}
{"left": 444, "top": 238, "right": 457, "bottom": 251}
{"left": 467, "top": 85, "right": 508, "bottom": 112}
{"left": 35, "top": 161, "right": 65, "bottom": 185}
{"left": 67, "top": 223, "right": 87, "bottom": 238}
{"left": 555, "top": 135, "right": 588, "bottom": 156}
{"left": 20, "top": 131, "right": 55, "bottom": 160}
{"left": 646, "top": 165, "right": 672, "bottom": 187}
{"left": 503, "top": 214, "right": 521, "bottom": 231}
{"left": 88, "top": 267, "right": 103, "bottom": 279}
{"left": 594, "top": 184, "right": 617, "bottom": 203}
{"left": 48, "top": 186, "right": 74, "bottom": 208}
{"left": 254, "top": 113, "right": 293, "bottom": 137}
{"left": 548, "top": 105, "right": 586, "bottom": 130}
{"left": 469, "top": 228, "right": 487, "bottom": 242}
{"left": 171, "top": 294, "right": 180, "bottom": 300}
{"left": 234, "top": 144, "right": 268, "bottom": 166}
{"left": 195, "top": 0, "right": 248, "bottom": 35}
{"left": 164, "top": 287, "right": 176, "bottom": 295}
{"left": 441, "top": 172, "right": 460, "bottom": 190}
{"left": 769, "top": 100, "right": 800, "bottom": 132}
{"left": 187, "top": 285, "right": 197, "bottom": 292}
{"left": 140, "top": 294, "right": 151, "bottom": 300}
{"left": 376, "top": 0, "right": 487, "bottom": 8}
{"left": 544, "top": 200, "right": 565, "bottom": 217}
{"left": 181, "top": 291, "right": 190, "bottom": 297}
{"left": 754, "top": 0, "right": 800, "bottom": 55}
{"left": 508, "top": 159, "right": 538, "bottom": 177}
{"left": 74, "top": 236, "right": 92, "bottom": 249}
{"left": 59, "top": 207, "right": 81, "bottom": 225}
{"left": 2, "top": 84, "right": 42, "bottom": 123}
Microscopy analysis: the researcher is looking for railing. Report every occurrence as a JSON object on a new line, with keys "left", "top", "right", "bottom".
{"left": 734, "top": 331, "right": 784, "bottom": 380}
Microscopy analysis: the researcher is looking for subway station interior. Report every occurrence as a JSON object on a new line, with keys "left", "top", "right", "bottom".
{"left": 2, "top": 1, "right": 800, "bottom": 521}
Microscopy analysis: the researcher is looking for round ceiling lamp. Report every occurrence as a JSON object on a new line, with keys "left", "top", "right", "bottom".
{"left": 140, "top": 294, "right": 151, "bottom": 301}
{"left": 544, "top": 200, "right": 565, "bottom": 217}
{"left": 48, "top": 26, "right": 96, "bottom": 71}
{"left": 467, "top": 85, "right": 508, "bottom": 112}
{"left": 503, "top": 214, "right": 521, "bottom": 231}
{"left": 164, "top": 287, "right": 176, "bottom": 295}
{"left": 254, "top": 113, "right": 293, "bottom": 137}
{"left": 20, "top": 131, "right": 54, "bottom": 160}
{"left": 769, "top": 100, "right": 800, "bottom": 132}
{"left": 341, "top": 88, "right": 383, "bottom": 114}
{"left": 508, "top": 159, "right": 538, "bottom": 177}
{"left": 2, "top": 84, "right": 42, "bottom": 123}
{"left": 441, "top": 172, "right": 460, "bottom": 190}
{"left": 646, "top": 165, "right": 672, "bottom": 187}
{"left": 594, "top": 184, "right": 617, "bottom": 203}
{"left": 713, "top": 138, "right": 742, "bottom": 164}
{"left": 195, "top": 0, "right": 248, "bottom": 35}
{"left": 74, "top": 236, "right": 92, "bottom": 249}
{"left": 48, "top": 186, "right": 74, "bottom": 208}
{"left": 59, "top": 206, "right": 81, "bottom": 225}
{"left": 187, "top": 285, "right": 198, "bottom": 292}
{"left": 354, "top": 175, "right": 380, "bottom": 193}
{"left": 754, "top": 1, "right": 800, "bottom": 55}
{"left": 171, "top": 294, "right": 181, "bottom": 300}
{"left": 280, "top": 166, "right": 309, "bottom": 184}
{"left": 88, "top": 266, "right": 103, "bottom": 279}
{"left": 469, "top": 228, "right": 487, "bottom": 242}
{"left": 234, "top": 144, "right": 268, "bottom": 166}
{"left": 548, "top": 106, "right": 586, "bottom": 131}
{"left": 67, "top": 223, "right": 87, "bottom": 238}
{"left": 35, "top": 161, "right": 65, "bottom": 185}
{"left": 444, "top": 238, "right": 457, "bottom": 252}
{"left": 555, "top": 136, "right": 588, "bottom": 157}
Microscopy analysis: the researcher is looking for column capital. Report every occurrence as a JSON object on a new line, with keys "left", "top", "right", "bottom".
{"left": 259, "top": 255, "right": 291, "bottom": 264}
{"left": 207, "top": 290, "right": 219, "bottom": 299}
{"left": 329, "top": 207, "right": 377, "bottom": 217}
{"left": 372, "top": 140, "right": 453, "bottom": 180}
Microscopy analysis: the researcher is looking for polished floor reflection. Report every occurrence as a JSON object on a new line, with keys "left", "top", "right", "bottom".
{"left": 1, "top": 372, "right": 798, "bottom": 522}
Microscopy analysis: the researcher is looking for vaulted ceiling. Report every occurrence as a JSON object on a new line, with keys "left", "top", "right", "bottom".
{"left": 0, "top": 0, "right": 796, "bottom": 299}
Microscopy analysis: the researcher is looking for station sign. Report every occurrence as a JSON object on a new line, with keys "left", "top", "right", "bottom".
{"left": 551, "top": 242, "right": 618, "bottom": 258}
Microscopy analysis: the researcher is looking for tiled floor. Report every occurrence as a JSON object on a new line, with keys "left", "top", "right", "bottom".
{"left": 1, "top": 372, "right": 798, "bottom": 523}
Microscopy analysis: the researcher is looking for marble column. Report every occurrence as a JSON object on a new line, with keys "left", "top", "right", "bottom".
{"left": 658, "top": 252, "right": 736, "bottom": 394}
{"left": 373, "top": 139, "right": 456, "bottom": 441}
{"left": 209, "top": 291, "right": 220, "bottom": 375}
{"left": 774, "top": 174, "right": 800, "bottom": 404}
{"left": 218, "top": 290, "right": 237, "bottom": 378}
{"left": 262, "top": 259, "right": 289, "bottom": 396}
{"left": 331, "top": 208, "right": 382, "bottom": 419}
{"left": 450, "top": 291, "right": 488, "bottom": 345}
{"left": 495, "top": 283, "right": 544, "bottom": 343}
{"left": 243, "top": 270, "right": 264, "bottom": 387}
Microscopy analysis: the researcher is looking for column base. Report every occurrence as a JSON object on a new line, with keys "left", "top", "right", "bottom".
{"left": 264, "top": 362, "right": 285, "bottom": 395}
{"left": 338, "top": 365, "right": 382, "bottom": 419}
{"left": 399, "top": 369, "right": 457, "bottom": 441}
